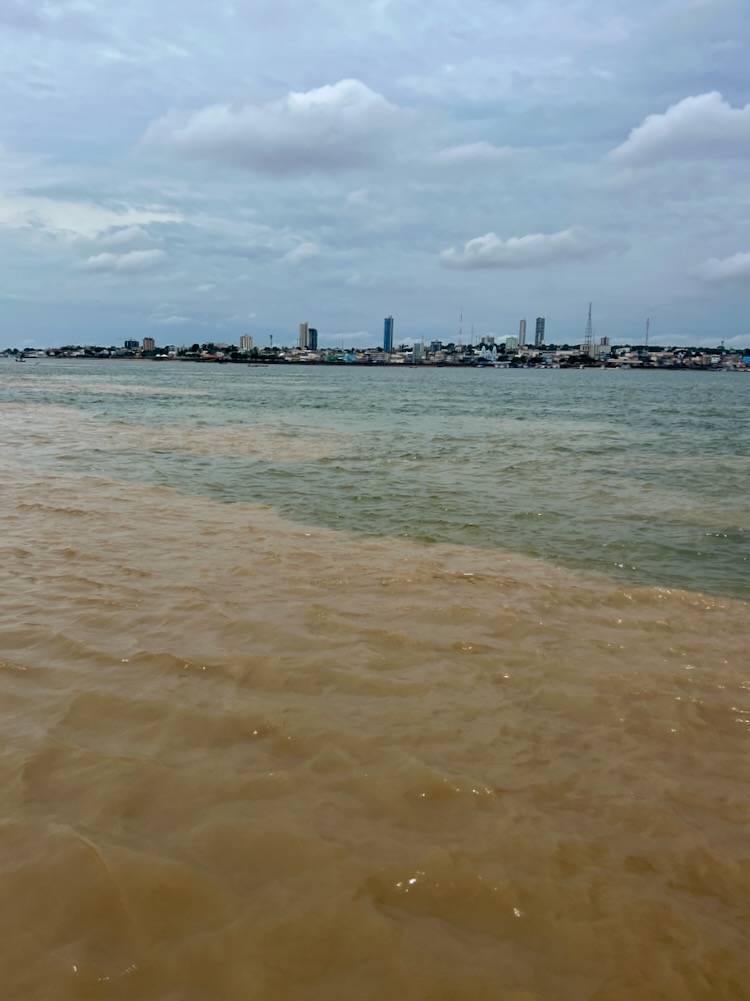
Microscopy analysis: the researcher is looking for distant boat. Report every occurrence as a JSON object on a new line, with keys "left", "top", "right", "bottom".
{"left": 15, "top": 356, "right": 26, "bottom": 363}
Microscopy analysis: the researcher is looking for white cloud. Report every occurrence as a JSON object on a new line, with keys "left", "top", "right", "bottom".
{"left": 195, "top": 282, "right": 216, "bottom": 292}
{"left": 696, "top": 251, "right": 750, "bottom": 284}
{"left": 0, "top": 195, "right": 180, "bottom": 239}
{"left": 612, "top": 92, "right": 750, "bottom": 166}
{"left": 143, "top": 79, "right": 403, "bottom": 174}
{"left": 81, "top": 248, "right": 166, "bottom": 273}
{"left": 441, "top": 228, "right": 616, "bottom": 270}
{"left": 98, "top": 224, "right": 150, "bottom": 247}
{"left": 282, "top": 241, "right": 320, "bottom": 264}
{"left": 431, "top": 141, "right": 523, "bottom": 165}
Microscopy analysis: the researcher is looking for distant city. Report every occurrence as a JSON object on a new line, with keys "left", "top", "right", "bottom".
{"left": 3, "top": 310, "right": 749, "bottom": 370}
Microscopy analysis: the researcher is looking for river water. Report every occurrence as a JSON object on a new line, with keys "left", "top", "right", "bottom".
{"left": 1, "top": 360, "right": 748, "bottom": 999}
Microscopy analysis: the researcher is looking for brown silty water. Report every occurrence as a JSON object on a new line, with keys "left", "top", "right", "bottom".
{"left": 1, "top": 436, "right": 749, "bottom": 998}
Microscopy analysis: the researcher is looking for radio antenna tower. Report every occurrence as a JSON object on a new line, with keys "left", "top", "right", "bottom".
{"left": 583, "top": 302, "right": 594, "bottom": 354}
{"left": 458, "top": 307, "right": 463, "bottom": 345}
{"left": 645, "top": 317, "right": 650, "bottom": 348}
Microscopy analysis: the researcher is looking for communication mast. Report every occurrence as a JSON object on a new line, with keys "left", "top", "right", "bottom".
{"left": 645, "top": 317, "right": 650, "bottom": 348}
{"left": 583, "top": 302, "right": 594, "bottom": 355}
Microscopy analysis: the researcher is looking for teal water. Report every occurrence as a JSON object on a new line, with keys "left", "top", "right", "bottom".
{"left": 3, "top": 359, "right": 749, "bottom": 597}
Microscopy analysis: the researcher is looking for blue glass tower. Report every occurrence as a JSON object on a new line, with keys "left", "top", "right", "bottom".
{"left": 535, "top": 317, "right": 545, "bottom": 347}
{"left": 383, "top": 316, "right": 394, "bottom": 353}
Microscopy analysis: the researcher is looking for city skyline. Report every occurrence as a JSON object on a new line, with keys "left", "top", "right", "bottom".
{"left": 2, "top": 303, "right": 744, "bottom": 352}
{"left": 4, "top": 312, "right": 749, "bottom": 353}
{"left": 1, "top": 2, "right": 749, "bottom": 350}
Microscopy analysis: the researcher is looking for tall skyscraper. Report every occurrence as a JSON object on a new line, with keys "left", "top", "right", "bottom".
{"left": 534, "top": 317, "right": 545, "bottom": 347}
{"left": 239, "top": 334, "right": 253, "bottom": 352}
{"left": 519, "top": 319, "right": 527, "bottom": 347}
{"left": 142, "top": 337, "right": 155, "bottom": 352}
{"left": 383, "top": 316, "right": 394, "bottom": 353}
{"left": 298, "top": 323, "right": 308, "bottom": 349}
{"left": 307, "top": 327, "right": 318, "bottom": 351}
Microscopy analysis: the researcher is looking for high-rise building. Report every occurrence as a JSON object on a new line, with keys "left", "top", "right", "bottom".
{"left": 239, "top": 334, "right": 253, "bottom": 352}
{"left": 383, "top": 316, "right": 394, "bottom": 353}
{"left": 142, "top": 337, "right": 155, "bottom": 352}
{"left": 519, "top": 319, "right": 527, "bottom": 347}
{"left": 534, "top": 317, "right": 545, "bottom": 348}
{"left": 124, "top": 339, "right": 139, "bottom": 350}
{"left": 298, "top": 322, "right": 308, "bottom": 349}
{"left": 307, "top": 327, "right": 318, "bottom": 351}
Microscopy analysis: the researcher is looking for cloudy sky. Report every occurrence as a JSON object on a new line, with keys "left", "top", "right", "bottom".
{"left": 1, "top": 0, "right": 749, "bottom": 348}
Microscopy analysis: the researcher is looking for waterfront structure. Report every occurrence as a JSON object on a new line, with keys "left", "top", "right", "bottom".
{"left": 534, "top": 317, "right": 545, "bottom": 347}
{"left": 124, "top": 339, "right": 139, "bottom": 350}
{"left": 307, "top": 327, "right": 318, "bottom": 351}
{"left": 519, "top": 319, "right": 527, "bottom": 347}
{"left": 596, "top": 336, "right": 611, "bottom": 360}
{"left": 239, "top": 335, "right": 253, "bottom": 352}
{"left": 298, "top": 323, "right": 308, "bottom": 349}
{"left": 384, "top": 316, "right": 394, "bottom": 353}
{"left": 13, "top": 335, "right": 750, "bottom": 370}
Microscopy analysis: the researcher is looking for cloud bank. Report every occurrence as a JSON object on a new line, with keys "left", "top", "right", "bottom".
{"left": 441, "top": 228, "right": 617, "bottom": 270}
{"left": 143, "top": 79, "right": 403, "bottom": 174}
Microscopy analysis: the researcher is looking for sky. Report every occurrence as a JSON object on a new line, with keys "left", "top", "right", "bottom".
{"left": 1, "top": 0, "right": 749, "bottom": 348}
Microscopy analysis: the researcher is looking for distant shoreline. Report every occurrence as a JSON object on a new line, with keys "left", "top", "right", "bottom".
{"left": 3, "top": 354, "right": 747, "bottom": 372}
